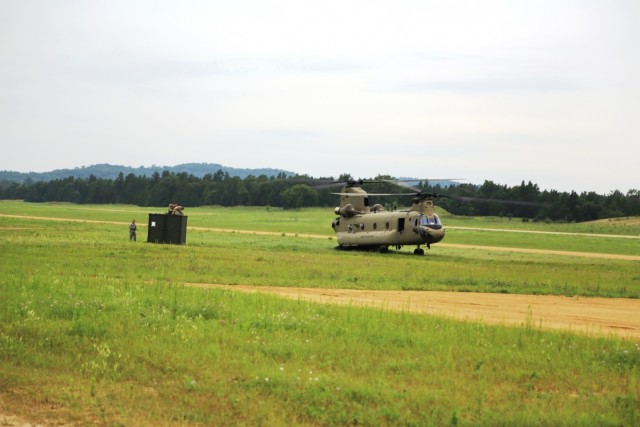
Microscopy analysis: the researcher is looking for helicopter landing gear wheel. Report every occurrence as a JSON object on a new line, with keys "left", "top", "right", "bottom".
{"left": 379, "top": 246, "right": 389, "bottom": 254}
{"left": 414, "top": 248, "right": 425, "bottom": 255}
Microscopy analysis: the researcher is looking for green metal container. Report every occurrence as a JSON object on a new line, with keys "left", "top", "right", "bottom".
{"left": 147, "top": 213, "right": 187, "bottom": 244}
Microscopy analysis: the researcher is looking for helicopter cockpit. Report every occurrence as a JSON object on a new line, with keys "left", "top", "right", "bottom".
{"left": 419, "top": 214, "right": 442, "bottom": 228}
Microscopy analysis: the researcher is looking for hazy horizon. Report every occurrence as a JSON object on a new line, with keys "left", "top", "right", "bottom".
{"left": 3, "top": 161, "right": 636, "bottom": 194}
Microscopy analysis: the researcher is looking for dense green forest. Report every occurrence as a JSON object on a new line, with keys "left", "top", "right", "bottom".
{"left": 1, "top": 170, "right": 638, "bottom": 222}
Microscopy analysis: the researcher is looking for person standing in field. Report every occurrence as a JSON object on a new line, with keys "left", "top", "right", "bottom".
{"left": 129, "top": 219, "right": 137, "bottom": 242}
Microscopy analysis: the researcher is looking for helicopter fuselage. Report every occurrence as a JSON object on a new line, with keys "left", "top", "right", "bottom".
{"left": 331, "top": 210, "right": 445, "bottom": 249}
{"left": 330, "top": 185, "right": 445, "bottom": 253}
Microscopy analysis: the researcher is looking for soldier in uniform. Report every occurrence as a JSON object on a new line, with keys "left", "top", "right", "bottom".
{"left": 172, "top": 205, "right": 184, "bottom": 215}
{"left": 129, "top": 219, "right": 137, "bottom": 241}
{"left": 168, "top": 203, "right": 184, "bottom": 216}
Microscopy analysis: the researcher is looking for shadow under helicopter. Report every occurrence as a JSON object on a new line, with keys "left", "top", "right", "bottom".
{"left": 334, "top": 245, "right": 434, "bottom": 256}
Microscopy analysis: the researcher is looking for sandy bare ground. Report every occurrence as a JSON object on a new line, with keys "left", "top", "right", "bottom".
{"left": 187, "top": 283, "right": 640, "bottom": 340}
{"left": 0, "top": 414, "right": 45, "bottom": 427}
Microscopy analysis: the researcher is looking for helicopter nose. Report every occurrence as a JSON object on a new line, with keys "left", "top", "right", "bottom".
{"left": 416, "top": 225, "right": 445, "bottom": 244}
{"left": 430, "top": 227, "right": 445, "bottom": 243}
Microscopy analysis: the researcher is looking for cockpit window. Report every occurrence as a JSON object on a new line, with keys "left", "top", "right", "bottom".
{"left": 420, "top": 214, "right": 441, "bottom": 226}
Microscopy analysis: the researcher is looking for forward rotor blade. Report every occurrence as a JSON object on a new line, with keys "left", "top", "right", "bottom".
{"left": 447, "top": 195, "right": 550, "bottom": 206}
{"left": 331, "top": 192, "right": 417, "bottom": 196}
{"left": 315, "top": 179, "right": 391, "bottom": 189}
{"left": 315, "top": 182, "right": 346, "bottom": 189}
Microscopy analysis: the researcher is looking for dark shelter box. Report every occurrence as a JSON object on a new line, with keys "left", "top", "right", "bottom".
{"left": 147, "top": 213, "right": 187, "bottom": 244}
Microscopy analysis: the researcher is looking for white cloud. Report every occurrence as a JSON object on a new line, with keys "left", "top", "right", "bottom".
{"left": 1, "top": 0, "right": 639, "bottom": 193}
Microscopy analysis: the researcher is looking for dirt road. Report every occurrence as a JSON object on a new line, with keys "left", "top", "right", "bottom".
{"left": 187, "top": 283, "right": 640, "bottom": 340}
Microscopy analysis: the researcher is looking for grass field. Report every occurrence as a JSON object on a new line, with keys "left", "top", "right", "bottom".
{"left": 1, "top": 201, "right": 639, "bottom": 425}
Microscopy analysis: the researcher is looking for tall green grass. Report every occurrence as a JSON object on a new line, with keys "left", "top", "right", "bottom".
{"left": 2, "top": 273, "right": 638, "bottom": 426}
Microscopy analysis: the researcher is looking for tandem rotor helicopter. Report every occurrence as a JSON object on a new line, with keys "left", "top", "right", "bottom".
{"left": 327, "top": 179, "right": 451, "bottom": 255}
{"left": 324, "top": 177, "right": 542, "bottom": 255}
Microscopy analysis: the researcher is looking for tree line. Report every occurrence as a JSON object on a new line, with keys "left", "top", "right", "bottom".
{"left": 0, "top": 171, "right": 638, "bottom": 222}
{"left": 421, "top": 180, "right": 640, "bottom": 223}
{"left": 0, "top": 171, "right": 330, "bottom": 209}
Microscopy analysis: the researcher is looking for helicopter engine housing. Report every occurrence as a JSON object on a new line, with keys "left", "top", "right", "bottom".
{"left": 336, "top": 204, "right": 357, "bottom": 217}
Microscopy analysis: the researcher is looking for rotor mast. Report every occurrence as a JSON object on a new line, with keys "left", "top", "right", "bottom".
{"left": 410, "top": 197, "right": 436, "bottom": 215}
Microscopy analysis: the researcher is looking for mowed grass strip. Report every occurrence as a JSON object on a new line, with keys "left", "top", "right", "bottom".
{"left": 1, "top": 213, "right": 638, "bottom": 298}
{"left": 2, "top": 200, "right": 639, "bottom": 255}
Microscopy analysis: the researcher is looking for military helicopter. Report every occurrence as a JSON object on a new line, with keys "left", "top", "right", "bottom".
{"left": 327, "top": 178, "right": 546, "bottom": 255}
{"left": 329, "top": 179, "right": 452, "bottom": 255}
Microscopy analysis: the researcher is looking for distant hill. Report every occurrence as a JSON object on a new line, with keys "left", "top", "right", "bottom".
{"left": 397, "top": 178, "right": 461, "bottom": 188}
{"left": 0, "top": 163, "right": 296, "bottom": 183}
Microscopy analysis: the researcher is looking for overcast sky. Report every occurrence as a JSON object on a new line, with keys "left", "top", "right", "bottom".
{"left": 1, "top": 1, "right": 639, "bottom": 193}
